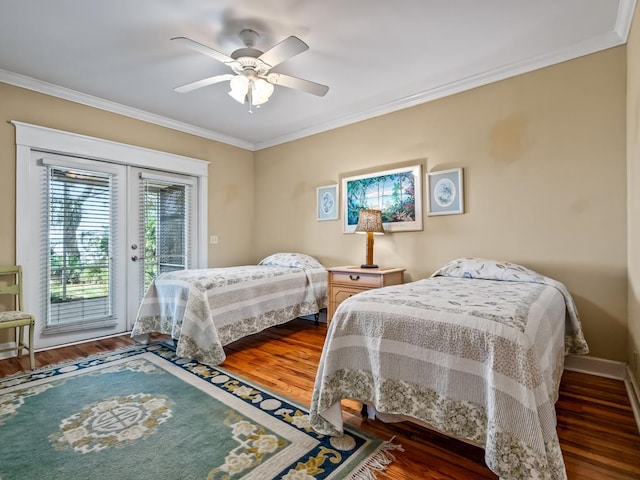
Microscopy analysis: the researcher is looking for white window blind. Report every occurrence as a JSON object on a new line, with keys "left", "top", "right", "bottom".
{"left": 45, "top": 165, "right": 116, "bottom": 329}
{"left": 138, "top": 176, "right": 191, "bottom": 296}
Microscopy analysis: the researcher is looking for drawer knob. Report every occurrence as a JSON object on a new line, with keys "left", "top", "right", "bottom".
{"left": 349, "top": 274, "right": 360, "bottom": 281}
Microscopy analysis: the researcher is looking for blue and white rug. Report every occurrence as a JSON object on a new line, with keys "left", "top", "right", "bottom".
{"left": 0, "top": 343, "right": 400, "bottom": 479}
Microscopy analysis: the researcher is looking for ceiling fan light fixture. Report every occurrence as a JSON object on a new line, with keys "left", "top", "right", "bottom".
{"left": 251, "top": 78, "right": 274, "bottom": 106}
{"left": 228, "top": 74, "right": 274, "bottom": 110}
{"left": 228, "top": 75, "right": 249, "bottom": 104}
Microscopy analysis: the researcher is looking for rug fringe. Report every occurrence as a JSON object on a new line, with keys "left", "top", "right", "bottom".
{"left": 348, "top": 437, "right": 404, "bottom": 480}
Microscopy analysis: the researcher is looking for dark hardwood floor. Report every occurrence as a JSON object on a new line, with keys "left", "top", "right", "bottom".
{"left": 2, "top": 319, "right": 639, "bottom": 479}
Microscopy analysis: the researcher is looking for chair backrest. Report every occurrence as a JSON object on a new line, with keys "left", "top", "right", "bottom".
{"left": 0, "top": 265, "right": 24, "bottom": 311}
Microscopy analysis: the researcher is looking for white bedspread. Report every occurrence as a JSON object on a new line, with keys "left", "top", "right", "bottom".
{"left": 132, "top": 264, "right": 327, "bottom": 366}
{"left": 309, "top": 258, "right": 589, "bottom": 480}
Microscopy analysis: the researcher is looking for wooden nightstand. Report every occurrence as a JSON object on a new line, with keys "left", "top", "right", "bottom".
{"left": 327, "top": 266, "right": 405, "bottom": 323}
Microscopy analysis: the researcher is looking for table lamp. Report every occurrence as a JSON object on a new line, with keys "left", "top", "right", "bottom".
{"left": 354, "top": 209, "right": 385, "bottom": 268}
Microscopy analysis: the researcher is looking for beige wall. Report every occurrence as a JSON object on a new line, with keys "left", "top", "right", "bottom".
{"left": 0, "top": 83, "right": 255, "bottom": 270}
{"left": 255, "top": 47, "right": 628, "bottom": 362}
{"left": 628, "top": 7, "right": 640, "bottom": 388}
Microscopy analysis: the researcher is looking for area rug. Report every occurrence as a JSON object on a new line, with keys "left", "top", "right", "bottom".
{"left": 0, "top": 343, "right": 400, "bottom": 480}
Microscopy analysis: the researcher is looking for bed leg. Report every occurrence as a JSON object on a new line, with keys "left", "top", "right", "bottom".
{"left": 314, "top": 312, "right": 319, "bottom": 324}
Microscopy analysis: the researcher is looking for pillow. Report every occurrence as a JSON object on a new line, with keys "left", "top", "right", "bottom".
{"left": 258, "top": 252, "right": 324, "bottom": 269}
{"left": 431, "top": 257, "right": 545, "bottom": 283}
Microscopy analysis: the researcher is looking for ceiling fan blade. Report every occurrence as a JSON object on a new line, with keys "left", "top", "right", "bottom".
{"left": 267, "top": 73, "right": 329, "bottom": 97}
{"left": 171, "top": 36, "right": 235, "bottom": 64}
{"left": 258, "top": 36, "right": 308, "bottom": 68}
{"left": 174, "top": 74, "right": 234, "bottom": 93}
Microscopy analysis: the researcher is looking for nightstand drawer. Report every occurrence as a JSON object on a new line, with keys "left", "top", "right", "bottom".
{"left": 331, "top": 286, "right": 368, "bottom": 306}
{"left": 330, "top": 271, "right": 383, "bottom": 288}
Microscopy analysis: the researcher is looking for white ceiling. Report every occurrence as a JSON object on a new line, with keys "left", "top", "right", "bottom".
{"left": 0, "top": 0, "right": 635, "bottom": 151}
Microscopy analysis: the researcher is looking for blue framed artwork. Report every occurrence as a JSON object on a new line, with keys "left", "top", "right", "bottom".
{"left": 342, "top": 164, "right": 423, "bottom": 233}
{"left": 427, "top": 168, "right": 464, "bottom": 216}
{"left": 316, "top": 184, "right": 339, "bottom": 221}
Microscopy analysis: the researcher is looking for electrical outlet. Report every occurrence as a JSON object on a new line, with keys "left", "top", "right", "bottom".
{"left": 209, "top": 235, "right": 219, "bottom": 245}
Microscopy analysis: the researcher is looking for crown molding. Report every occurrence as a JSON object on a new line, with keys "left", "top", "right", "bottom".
{"left": 0, "top": 69, "right": 253, "bottom": 151}
{"left": 616, "top": 0, "right": 638, "bottom": 39}
{"left": 255, "top": 16, "right": 632, "bottom": 150}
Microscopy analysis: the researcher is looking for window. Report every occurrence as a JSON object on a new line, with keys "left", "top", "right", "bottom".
{"left": 48, "top": 165, "right": 115, "bottom": 325}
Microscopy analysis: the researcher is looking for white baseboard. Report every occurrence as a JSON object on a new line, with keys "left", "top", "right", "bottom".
{"left": 625, "top": 365, "right": 640, "bottom": 434}
{"left": 0, "top": 341, "right": 17, "bottom": 360}
{"left": 564, "top": 354, "right": 640, "bottom": 433}
{"left": 564, "top": 354, "right": 627, "bottom": 379}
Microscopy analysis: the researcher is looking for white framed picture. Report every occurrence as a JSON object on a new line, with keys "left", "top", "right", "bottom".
{"left": 427, "top": 168, "right": 464, "bottom": 216}
{"left": 316, "top": 184, "right": 339, "bottom": 221}
{"left": 342, "top": 163, "right": 423, "bottom": 233}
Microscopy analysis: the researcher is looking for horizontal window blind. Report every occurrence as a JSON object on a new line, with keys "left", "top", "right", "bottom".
{"left": 139, "top": 177, "right": 190, "bottom": 296}
{"left": 46, "top": 166, "right": 114, "bottom": 326}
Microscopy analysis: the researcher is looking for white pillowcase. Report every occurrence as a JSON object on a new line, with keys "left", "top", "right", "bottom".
{"left": 431, "top": 257, "right": 545, "bottom": 283}
{"left": 258, "top": 252, "right": 324, "bottom": 269}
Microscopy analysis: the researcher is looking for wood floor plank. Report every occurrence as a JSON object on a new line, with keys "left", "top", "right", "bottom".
{"left": 1, "top": 319, "right": 639, "bottom": 479}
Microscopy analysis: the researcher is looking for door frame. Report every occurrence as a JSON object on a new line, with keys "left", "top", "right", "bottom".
{"left": 14, "top": 121, "right": 208, "bottom": 348}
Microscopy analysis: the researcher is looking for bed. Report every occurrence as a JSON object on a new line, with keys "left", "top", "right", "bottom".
{"left": 309, "top": 257, "right": 589, "bottom": 480}
{"left": 131, "top": 252, "right": 327, "bottom": 366}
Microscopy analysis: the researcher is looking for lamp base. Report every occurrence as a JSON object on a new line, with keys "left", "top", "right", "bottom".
{"left": 360, "top": 264, "right": 379, "bottom": 269}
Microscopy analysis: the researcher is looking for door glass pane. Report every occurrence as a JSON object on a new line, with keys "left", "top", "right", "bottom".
{"left": 48, "top": 167, "right": 113, "bottom": 326}
{"left": 140, "top": 179, "right": 190, "bottom": 294}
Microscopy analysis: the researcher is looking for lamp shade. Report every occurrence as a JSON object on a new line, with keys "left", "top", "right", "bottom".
{"left": 355, "top": 209, "right": 384, "bottom": 234}
{"left": 228, "top": 75, "right": 275, "bottom": 107}
{"left": 228, "top": 75, "right": 249, "bottom": 104}
{"left": 354, "top": 209, "right": 384, "bottom": 269}
{"left": 252, "top": 78, "right": 274, "bottom": 105}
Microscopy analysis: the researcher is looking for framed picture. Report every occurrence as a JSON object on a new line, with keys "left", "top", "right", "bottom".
{"left": 342, "top": 164, "right": 422, "bottom": 233}
{"left": 427, "top": 168, "right": 464, "bottom": 216}
{"left": 316, "top": 184, "right": 339, "bottom": 221}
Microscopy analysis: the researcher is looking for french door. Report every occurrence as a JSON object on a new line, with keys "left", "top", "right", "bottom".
{"left": 17, "top": 151, "right": 198, "bottom": 350}
{"left": 15, "top": 122, "right": 208, "bottom": 351}
{"left": 127, "top": 168, "right": 197, "bottom": 324}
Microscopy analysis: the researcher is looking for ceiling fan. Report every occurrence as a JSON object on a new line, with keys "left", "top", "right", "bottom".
{"left": 172, "top": 29, "right": 329, "bottom": 112}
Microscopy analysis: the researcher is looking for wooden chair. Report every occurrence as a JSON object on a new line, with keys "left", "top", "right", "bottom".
{"left": 0, "top": 265, "right": 35, "bottom": 369}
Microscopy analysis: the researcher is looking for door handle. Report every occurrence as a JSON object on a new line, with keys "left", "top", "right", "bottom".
{"left": 131, "top": 255, "right": 148, "bottom": 262}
